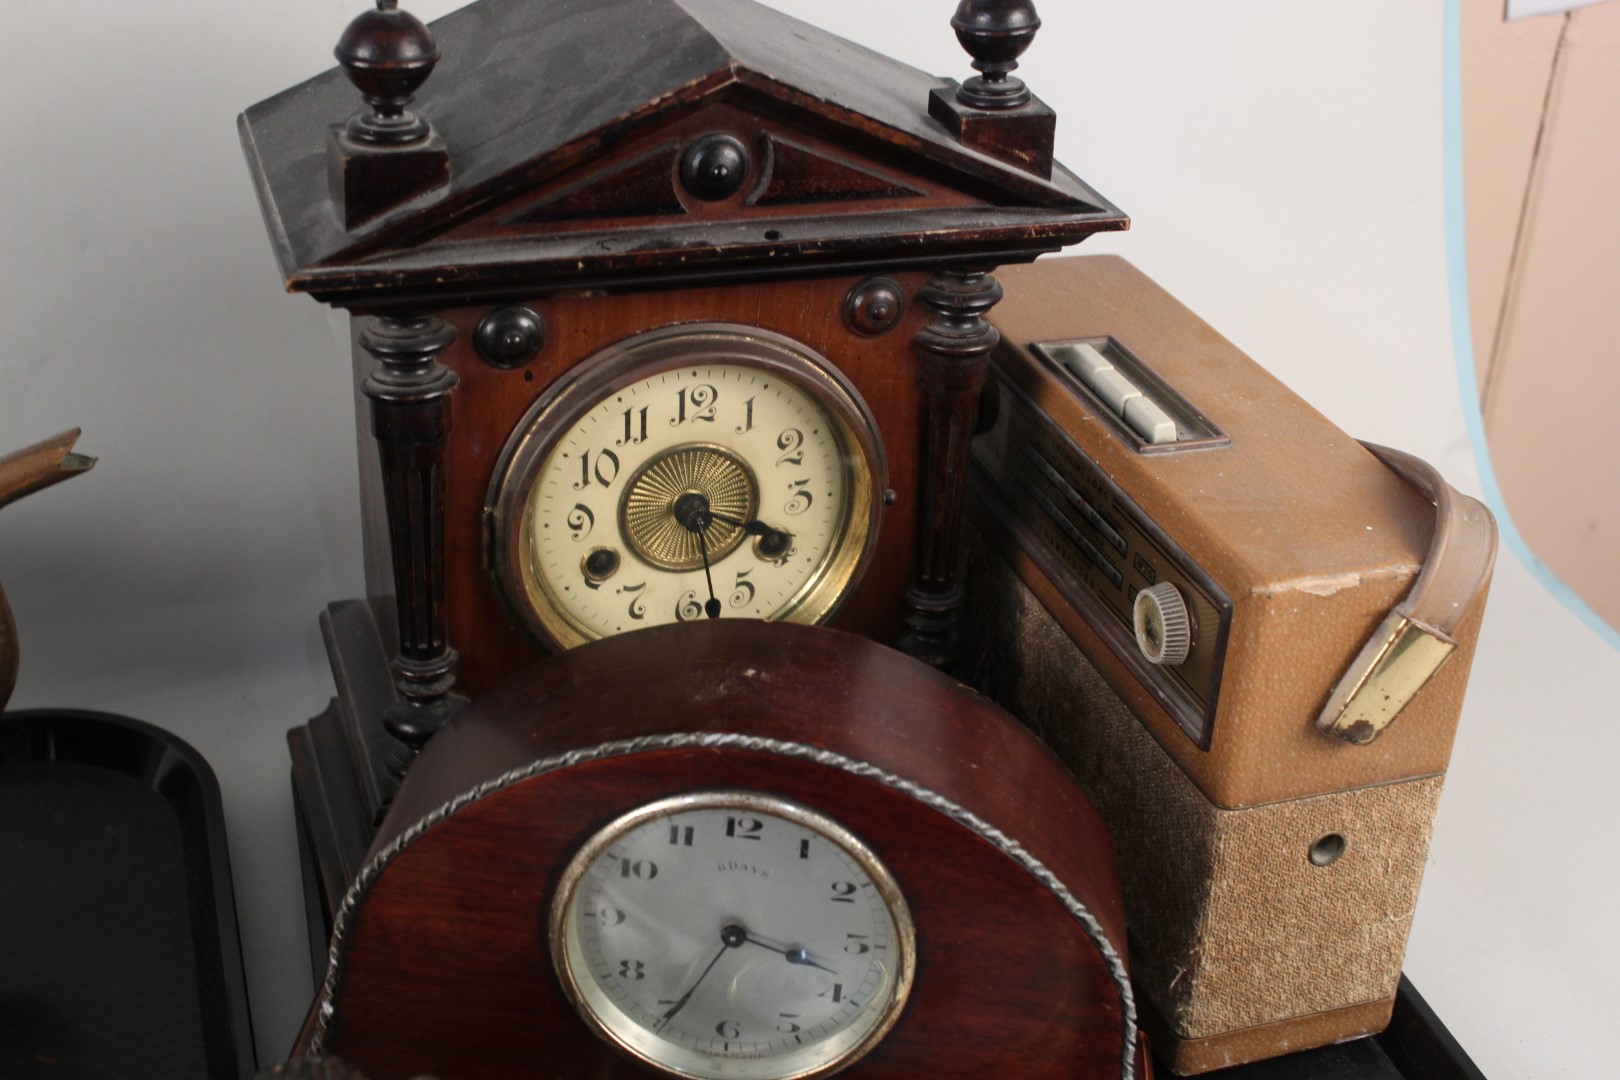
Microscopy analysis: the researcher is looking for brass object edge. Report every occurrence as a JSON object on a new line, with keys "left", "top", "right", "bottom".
{"left": 1316, "top": 613, "right": 1457, "bottom": 746}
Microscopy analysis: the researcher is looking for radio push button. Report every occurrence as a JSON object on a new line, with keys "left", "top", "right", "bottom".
{"left": 1051, "top": 341, "right": 1113, "bottom": 381}
{"left": 1134, "top": 581, "right": 1193, "bottom": 666}
{"left": 1123, "top": 396, "right": 1177, "bottom": 444}
{"left": 1051, "top": 341, "right": 1179, "bottom": 444}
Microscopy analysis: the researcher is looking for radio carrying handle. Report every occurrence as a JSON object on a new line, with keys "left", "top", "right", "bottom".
{"left": 1316, "top": 444, "right": 1498, "bottom": 745}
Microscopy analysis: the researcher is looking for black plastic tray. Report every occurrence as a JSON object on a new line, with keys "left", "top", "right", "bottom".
{"left": 0, "top": 709, "right": 256, "bottom": 1079}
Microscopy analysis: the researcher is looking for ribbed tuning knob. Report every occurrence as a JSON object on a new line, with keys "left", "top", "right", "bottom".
{"left": 1134, "top": 582, "right": 1193, "bottom": 667}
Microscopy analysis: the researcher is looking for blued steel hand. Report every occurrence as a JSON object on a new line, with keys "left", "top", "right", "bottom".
{"left": 657, "top": 924, "right": 747, "bottom": 1030}
{"left": 741, "top": 930, "right": 837, "bottom": 974}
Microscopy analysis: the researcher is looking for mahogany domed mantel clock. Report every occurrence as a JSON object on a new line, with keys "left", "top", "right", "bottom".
{"left": 240, "top": 0, "right": 1125, "bottom": 926}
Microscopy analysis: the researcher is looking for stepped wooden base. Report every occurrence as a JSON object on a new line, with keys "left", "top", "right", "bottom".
{"left": 289, "top": 599, "right": 407, "bottom": 968}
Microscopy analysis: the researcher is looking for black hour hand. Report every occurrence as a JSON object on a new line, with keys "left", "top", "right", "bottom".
{"left": 711, "top": 512, "right": 792, "bottom": 556}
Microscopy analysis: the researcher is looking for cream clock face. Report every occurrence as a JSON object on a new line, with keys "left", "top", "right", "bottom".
{"left": 488, "top": 325, "right": 884, "bottom": 650}
{"left": 550, "top": 792, "right": 915, "bottom": 1080}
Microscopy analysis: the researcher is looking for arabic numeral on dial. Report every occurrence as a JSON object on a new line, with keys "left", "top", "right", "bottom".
{"left": 715, "top": 1019, "right": 741, "bottom": 1040}
{"left": 725, "top": 816, "right": 763, "bottom": 840}
{"left": 595, "top": 906, "right": 627, "bottom": 926}
{"left": 776, "top": 1014, "right": 802, "bottom": 1034}
{"left": 619, "top": 858, "right": 658, "bottom": 880}
{"left": 675, "top": 590, "right": 704, "bottom": 622}
{"left": 775, "top": 427, "right": 804, "bottom": 467}
{"left": 618, "top": 959, "right": 646, "bottom": 980}
{"left": 818, "top": 983, "right": 845, "bottom": 1003}
{"left": 668, "top": 825, "right": 694, "bottom": 846}
{"left": 844, "top": 934, "right": 871, "bottom": 954}
{"left": 618, "top": 582, "right": 648, "bottom": 621}
{"left": 784, "top": 478, "right": 813, "bottom": 516}
{"left": 575, "top": 448, "right": 621, "bottom": 490}
{"left": 728, "top": 570, "right": 756, "bottom": 609}
{"left": 672, "top": 384, "right": 718, "bottom": 425}
{"left": 829, "top": 881, "right": 857, "bottom": 903}
{"left": 617, "top": 405, "right": 649, "bottom": 446}
{"left": 566, "top": 503, "right": 594, "bottom": 542}
{"left": 736, "top": 396, "right": 755, "bottom": 433}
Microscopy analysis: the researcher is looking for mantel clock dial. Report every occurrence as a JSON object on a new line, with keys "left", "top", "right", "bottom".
{"left": 550, "top": 791, "right": 915, "bottom": 1080}
{"left": 488, "top": 324, "right": 885, "bottom": 650}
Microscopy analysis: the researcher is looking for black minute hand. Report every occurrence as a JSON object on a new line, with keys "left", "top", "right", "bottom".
{"left": 696, "top": 525, "right": 722, "bottom": 620}
{"left": 657, "top": 924, "right": 747, "bottom": 1030}
{"left": 672, "top": 492, "right": 724, "bottom": 618}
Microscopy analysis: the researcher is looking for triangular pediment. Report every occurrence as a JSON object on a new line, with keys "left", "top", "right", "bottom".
{"left": 410, "top": 99, "right": 973, "bottom": 252}
{"left": 503, "top": 144, "right": 691, "bottom": 226}
{"left": 495, "top": 132, "right": 928, "bottom": 230}
{"left": 239, "top": 0, "right": 1126, "bottom": 303}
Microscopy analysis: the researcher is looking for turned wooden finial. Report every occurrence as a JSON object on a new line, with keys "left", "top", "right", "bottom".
{"left": 950, "top": 0, "right": 1041, "bottom": 110}
{"left": 334, "top": 1, "right": 441, "bottom": 145}
{"left": 928, "top": 0, "right": 1054, "bottom": 176}
{"left": 326, "top": 1, "right": 452, "bottom": 231}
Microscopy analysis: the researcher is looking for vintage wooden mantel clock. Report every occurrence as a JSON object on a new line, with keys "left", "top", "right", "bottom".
{"left": 244, "top": 0, "right": 1145, "bottom": 1076}
{"left": 241, "top": 0, "right": 1124, "bottom": 918}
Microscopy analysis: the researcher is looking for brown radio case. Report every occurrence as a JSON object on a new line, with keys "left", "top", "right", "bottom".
{"left": 965, "top": 255, "right": 1494, "bottom": 1074}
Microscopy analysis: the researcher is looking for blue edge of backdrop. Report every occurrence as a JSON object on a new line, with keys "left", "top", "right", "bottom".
{"left": 1442, "top": 0, "right": 1620, "bottom": 654}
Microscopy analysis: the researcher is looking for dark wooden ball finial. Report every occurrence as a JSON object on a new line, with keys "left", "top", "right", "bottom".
{"left": 335, "top": 1, "right": 441, "bottom": 145}
{"left": 950, "top": 0, "right": 1041, "bottom": 110}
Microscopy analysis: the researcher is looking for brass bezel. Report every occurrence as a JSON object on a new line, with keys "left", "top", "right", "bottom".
{"left": 487, "top": 324, "right": 886, "bottom": 650}
{"left": 548, "top": 790, "right": 917, "bottom": 1080}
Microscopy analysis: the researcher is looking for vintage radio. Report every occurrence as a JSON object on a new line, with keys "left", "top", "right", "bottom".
{"left": 966, "top": 254, "right": 1497, "bottom": 1074}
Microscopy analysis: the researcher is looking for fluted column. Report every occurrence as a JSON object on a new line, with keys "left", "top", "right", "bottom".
{"left": 900, "top": 269, "right": 1003, "bottom": 668}
{"left": 360, "top": 313, "right": 466, "bottom": 778}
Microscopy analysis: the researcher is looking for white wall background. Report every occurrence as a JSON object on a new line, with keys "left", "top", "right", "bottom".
{"left": 2, "top": 2, "right": 1615, "bottom": 1076}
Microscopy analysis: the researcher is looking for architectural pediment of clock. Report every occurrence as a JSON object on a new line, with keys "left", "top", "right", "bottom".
{"left": 239, "top": 0, "right": 1124, "bottom": 305}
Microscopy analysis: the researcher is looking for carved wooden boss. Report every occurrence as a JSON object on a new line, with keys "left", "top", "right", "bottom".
{"left": 240, "top": 0, "right": 1125, "bottom": 916}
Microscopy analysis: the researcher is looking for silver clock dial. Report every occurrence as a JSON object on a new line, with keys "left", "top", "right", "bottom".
{"left": 551, "top": 792, "right": 915, "bottom": 1080}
